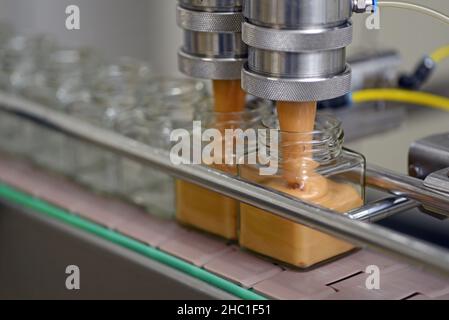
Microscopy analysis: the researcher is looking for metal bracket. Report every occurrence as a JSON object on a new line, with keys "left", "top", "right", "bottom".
{"left": 346, "top": 197, "right": 419, "bottom": 222}
{"left": 409, "top": 132, "right": 449, "bottom": 180}
{"left": 424, "top": 168, "right": 449, "bottom": 195}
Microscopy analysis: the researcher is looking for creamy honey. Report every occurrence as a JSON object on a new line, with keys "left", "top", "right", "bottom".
{"left": 276, "top": 101, "right": 317, "bottom": 187}
{"left": 239, "top": 101, "right": 362, "bottom": 267}
{"left": 211, "top": 79, "right": 247, "bottom": 113}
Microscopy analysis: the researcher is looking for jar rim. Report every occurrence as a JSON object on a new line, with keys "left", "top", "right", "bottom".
{"left": 257, "top": 113, "right": 344, "bottom": 163}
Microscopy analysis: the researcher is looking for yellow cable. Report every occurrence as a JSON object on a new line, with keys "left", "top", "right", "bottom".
{"left": 352, "top": 89, "right": 449, "bottom": 112}
{"left": 430, "top": 45, "right": 449, "bottom": 63}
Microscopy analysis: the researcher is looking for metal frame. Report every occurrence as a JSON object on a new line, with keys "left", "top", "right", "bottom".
{"left": 1, "top": 92, "right": 449, "bottom": 275}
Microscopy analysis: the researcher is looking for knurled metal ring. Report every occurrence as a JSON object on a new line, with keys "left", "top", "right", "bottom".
{"left": 179, "top": 0, "right": 242, "bottom": 11}
{"left": 242, "top": 22, "right": 353, "bottom": 52}
{"left": 179, "top": 50, "right": 245, "bottom": 80}
{"left": 242, "top": 64, "right": 352, "bottom": 101}
{"left": 177, "top": 6, "right": 243, "bottom": 32}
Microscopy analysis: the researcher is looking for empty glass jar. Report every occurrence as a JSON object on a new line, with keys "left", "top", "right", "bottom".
{"left": 0, "top": 35, "right": 56, "bottom": 93}
{"left": 117, "top": 78, "right": 209, "bottom": 218}
{"left": 238, "top": 114, "right": 365, "bottom": 268}
{"left": 67, "top": 57, "right": 152, "bottom": 194}
{"left": 0, "top": 35, "right": 56, "bottom": 158}
{"left": 26, "top": 47, "right": 102, "bottom": 108}
{"left": 30, "top": 48, "right": 104, "bottom": 174}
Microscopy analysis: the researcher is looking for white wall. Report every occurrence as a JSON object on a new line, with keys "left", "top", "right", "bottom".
{"left": 0, "top": 0, "right": 448, "bottom": 81}
{"left": 0, "top": 0, "right": 152, "bottom": 61}
{"left": 147, "top": 0, "right": 182, "bottom": 76}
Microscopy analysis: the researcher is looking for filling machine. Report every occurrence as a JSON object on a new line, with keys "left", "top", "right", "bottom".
{"left": 1, "top": 0, "right": 449, "bottom": 299}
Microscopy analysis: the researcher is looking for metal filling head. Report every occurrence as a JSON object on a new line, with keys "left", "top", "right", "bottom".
{"left": 242, "top": 0, "right": 355, "bottom": 102}
{"left": 177, "top": 0, "right": 247, "bottom": 80}
{"left": 179, "top": 0, "right": 243, "bottom": 12}
{"left": 244, "top": 0, "right": 353, "bottom": 29}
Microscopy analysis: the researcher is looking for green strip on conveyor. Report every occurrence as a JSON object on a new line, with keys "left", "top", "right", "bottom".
{"left": 0, "top": 182, "right": 267, "bottom": 300}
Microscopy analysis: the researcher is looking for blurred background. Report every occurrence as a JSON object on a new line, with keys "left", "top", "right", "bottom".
{"left": 0, "top": 0, "right": 447, "bottom": 84}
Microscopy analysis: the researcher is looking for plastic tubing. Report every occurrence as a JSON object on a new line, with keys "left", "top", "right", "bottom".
{"left": 352, "top": 88, "right": 449, "bottom": 112}
{"left": 377, "top": 1, "right": 449, "bottom": 25}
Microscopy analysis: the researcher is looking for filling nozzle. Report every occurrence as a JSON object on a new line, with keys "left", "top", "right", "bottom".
{"left": 241, "top": 0, "right": 368, "bottom": 102}
{"left": 177, "top": 0, "right": 246, "bottom": 80}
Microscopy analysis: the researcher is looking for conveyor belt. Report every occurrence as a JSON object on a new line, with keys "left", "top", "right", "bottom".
{"left": 2, "top": 92, "right": 449, "bottom": 273}
{"left": 0, "top": 153, "right": 448, "bottom": 300}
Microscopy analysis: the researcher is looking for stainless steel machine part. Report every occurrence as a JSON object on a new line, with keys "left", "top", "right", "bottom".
{"left": 179, "top": 0, "right": 243, "bottom": 12}
{"left": 346, "top": 197, "right": 419, "bottom": 222}
{"left": 425, "top": 168, "right": 449, "bottom": 195}
{"left": 241, "top": 0, "right": 368, "bottom": 101}
{"left": 409, "top": 133, "right": 449, "bottom": 180}
{"left": 366, "top": 165, "right": 449, "bottom": 216}
{"left": 336, "top": 103, "right": 406, "bottom": 142}
{"left": 1, "top": 92, "right": 449, "bottom": 275}
{"left": 177, "top": 0, "right": 246, "bottom": 79}
{"left": 349, "top": 50, "right": 401, "bottom": 91}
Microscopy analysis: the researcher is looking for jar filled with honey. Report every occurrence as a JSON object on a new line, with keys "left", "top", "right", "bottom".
{"left": 238, "top": 114, "right": 365, "bottom": 268}
{"left": 176, "top": 99, "right": 273, "bottom": 240}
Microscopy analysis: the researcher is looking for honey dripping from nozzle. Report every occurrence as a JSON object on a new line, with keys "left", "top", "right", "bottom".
{"left": 276, "top": 101, "right": 317, "bottom": 189}
{"left": 213, "top": 79, "right": 246, "bottom": 113}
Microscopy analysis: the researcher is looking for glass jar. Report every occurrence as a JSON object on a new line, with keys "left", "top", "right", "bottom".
{"left": 117, "top": 78, "right": 209, "bottom": 218}
{"left": 0, "top": 35, "right": 56, "bottom": 157}
{"left": 116, "top": 110, "right": 174, "bottom": 217}
{"left": 139, "top": 77, "right": 209, "bottom": 126}
{"left": 0, "top": 35, "right": 56, "bottom": 93}
{"left": 67, "top": 57, "right": 152, "bottom": 194}
{"left": 30, "top": 48, "right": 104, "bottom": 174}
{"left": 25, "top": 47, "right": 102, "bottom": 108}
{"left": 0, "top": 22, "right": 14, "bottom": 82}
{"left": 176, "top": 99, "right": 273, "bottom": 240}
{"left": 238, "top": 114, "right": 365, "bottom": 268}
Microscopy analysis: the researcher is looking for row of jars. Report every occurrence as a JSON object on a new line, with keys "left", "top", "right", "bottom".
{"left": 0, "top": 26, "right": 366, "bottom": 268}
{"left": 0, "top": 27, "right": 208, "bottom": 218}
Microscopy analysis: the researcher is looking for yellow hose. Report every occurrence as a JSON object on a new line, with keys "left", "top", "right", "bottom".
{"left": 352, "top": 89, "right": 449, "bottom": 112}
{"left": 430, "top": 45, "right": 449, "bottom": 63}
